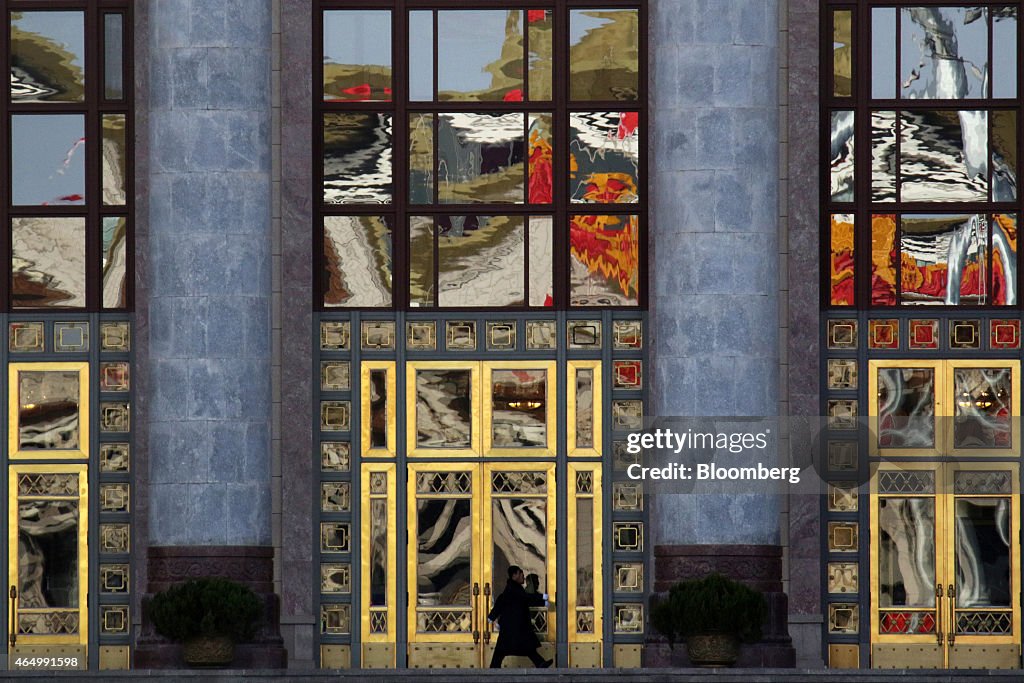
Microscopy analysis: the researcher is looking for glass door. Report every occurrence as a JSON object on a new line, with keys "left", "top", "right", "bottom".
{"left": 871, "top": 462, "right": 1020, "bottom": 669}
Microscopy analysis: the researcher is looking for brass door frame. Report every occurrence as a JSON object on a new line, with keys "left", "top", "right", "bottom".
{"left": 8, "top": 362, "right": 90, "bottom": 461}
{"left": 406, "top": 462, "right": 557, "bottom": 667}
{"left": 870, "top": 461, "right": 1021, "bottom": 667}
{"left": 8, "top": 463, "right": 89, "bottom": 647}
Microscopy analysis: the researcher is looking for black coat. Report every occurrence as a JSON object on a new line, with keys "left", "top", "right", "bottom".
{"left": 488, "top": 580, "right": 543, "bottom": 654}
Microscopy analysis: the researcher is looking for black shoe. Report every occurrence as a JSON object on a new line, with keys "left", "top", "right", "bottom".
{"left": 541, "top": 659, "right": 553, "bottom": 668}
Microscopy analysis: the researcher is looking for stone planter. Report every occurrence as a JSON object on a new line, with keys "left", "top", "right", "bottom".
{"left": 182, "top": 636, "right": 234, "bottom": 667}
{"left": 687, "top": 634, "right": 740, "bottom": 667}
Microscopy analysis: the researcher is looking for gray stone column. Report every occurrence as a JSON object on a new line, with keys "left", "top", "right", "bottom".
{"left": 139, "top": 0, "right": 282, "bottom": 668}
{"left": 647, "top": 0, "right": 793, "bottom": 666}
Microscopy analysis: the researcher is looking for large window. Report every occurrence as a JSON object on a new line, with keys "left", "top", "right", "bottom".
{"left": 4, "top": 3, "right": 133, "bottom": 311}
{"left": 317, "top": 2, "right": 645, "bottom": 310}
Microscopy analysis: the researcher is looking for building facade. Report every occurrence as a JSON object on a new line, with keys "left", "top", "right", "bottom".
{"left": 3, "top": 0, "right": 1015, "bottom": 673}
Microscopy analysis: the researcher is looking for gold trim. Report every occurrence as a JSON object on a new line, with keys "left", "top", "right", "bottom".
{"left": 567, "top": 361, "right": 602, "bottom": 457}
{"left": 567, "top": 463, "right": 602, "bottom": 643}
{"left": 361, "top": 361, "right": 397, "bottom": 457}
{"left": 8, "top": 362, "right": 90, "bottom": 460}
{"left": 9, "top": 464, "right": 88, "bottom": 646}
{"left": 482, "top": 361, "right": 557, "bottom": 456}
{"left": 405, "top": 362, "right": 481, "bottom": 458}
{"left": 361, "top": 463, "right": 397, "bottom": 644}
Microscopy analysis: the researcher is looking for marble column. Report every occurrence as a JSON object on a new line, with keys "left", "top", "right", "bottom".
{"left": 137, "top": 0, "right": 283, "bottom": 667}
{"left": 647, "top": 0, "right": 794, "bottom": 667}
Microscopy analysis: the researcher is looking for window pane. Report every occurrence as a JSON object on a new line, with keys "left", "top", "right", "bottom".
{"left": 409, "top": 11, "right": 433, "bottom": 102}
{"left": 323, "top": 10, "right": 392, "bottom": 102}
{"left": 10, "top": 11, "right": 85, "bottom": 102}
{"left": 575, "top": 370, "right": 595, "bottom": 448}
{"left": 993, "top": 8, "right": 1017, "bottom": 99}
{"left": 439, "top": 113, "right": 524, "bottom": 204}
{"left": 833, "top": 10, "right": 852, "bottom": 97}
{"left": 877, "top": 368, "right": 936, "bottom": 448}
{"left": 528, "top": 10, "right": 553, "bottom": 101}
{"left": 409, "top": 114, "right": 434, "bottom": 204}
{"left": 369, "top": 498, "right": 388, "bottom": 606}
{"left": 900, "top": 7, "right": 987, "bottom": 100}
{"left": 953, "top": 368, "right": 1013, "bottom": 449}
{"left": 323, "top": 113, "right": 393, "bottom": 205}
{"left": 102, "top": 217, "right": 128, "bottom": 309}
{"left": 103, "top": 14, "right": 124, "bottom": 100}
{"left": 871, "top": 214, "right": 897, "bottom": 305}
{"left": 528, "top": 114, "right": 553, "bottom": 204}
{"left": 570, "top": 9, "right": 639, "bottom": 101}
{"left": 993, "top": 213, "right": 1017, "bottom": 305}
{"left": 871, "top": 110, "right": 896, "bottom": 203}
{"left": 878, "top": 497, "right": 935, "bottom": 607}
{"left": 438, "top": 215, "right": 525, "bottom": 307}
{"left": 576, "top": 497, "right": 594, "bottom": 606}
{"left": 323, "top": 216, "right": 393, "bottom": 308}
{"left": 528, "top": 216, "right": 553, "bottom": 307}
{"left": 18, "top": 500, "right": 80, "bottom": 613}
{"left": 901, "top": 214, "right": 987, "bottom": 305}
{"left": 409, "top": 216, "right": 435, "bottom": 307}
{"left": 491, "top": 370, "right": 547, "bottom": 448}
{"left": 369, "top": 370, "right": 388, "bottom": 448}
{"left": 831, "top": 214, "right": 854, "bottom": 306}
{"left": 438, "top": 11, "right": 523, "bottom": 102}
{"left": 992, "top": 110, "right": 1018, "bottom": 202}
{"left": 954, "top": 498, "right": 1011, "bottom": 607}
{"left": 18, "top": 370, "right": 80, "bottom": 449}
{"left": 900, "top": 110, "right": 987, "bottom": 203}
{"left": 12, "top": 115, "right": 86, "bottom": 206}
{"left": 571, "top": 113, "right": 639, "bottom": 204}
{"left": 416, "top": 370, "right": 472, "bottom": 448}
{"left": 871, "top": 8, "right": 896, "bottom": 99}
{"left": 831, "top": 110, "right": 854, "bottom": 202}
{"left": 102, "top": 114, "right": 127, "bottom": 206}
{"left": 570, "top": 214, "right": 640, "bottom": 306}
{"left": 12, "top": 217, "right": 86, "bottom": 308}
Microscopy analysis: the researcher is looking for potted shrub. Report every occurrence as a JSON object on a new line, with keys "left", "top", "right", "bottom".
{"left": 148, "top": 578, "right": 263, "bottom": 667}
{"left": 650, "top": 573, "right": 766, "bottom": 667}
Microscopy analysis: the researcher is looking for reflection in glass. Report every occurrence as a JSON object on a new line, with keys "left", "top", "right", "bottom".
{"left": 19, "top": 500, "right": 79, "bottom": 609}
{"left": 877, "top": 368, "right": 936, "bottom": 448}
{"left": 102, "top": 115, "right": 127, "bottom": 206}
{"left": 103, "top": 14, "right": 123, "bottom": 100}
{"left": 11, "top": 11, "right": 85, "bottom": 102}
{"left": 12, "top": 217, "right": 86, "bottom": 309}
{"left": 416, "top": 370, "right": 472, "bottom": 448}
{"left": 528, "top": 114, "right": 553, "bottom": 204}
{"left": 901, "top": 7, "right": 987, "bottom": 100}
{"left": 529, "top": 10, "right": 553, "bottom": 101}
{"left": 323, "top": 10, "right": 392, "bottom": 102}
{"left": 409, "top": 11, "right": 433, "bottom": 102}
{"left": 323, "top": 113, "right": 393, "bottom": 204}
{"left": 871, "top": 214, "right": 897, "bottom": 305}
{"left": 12, "top": 115, "right": 86, "bottom": 206}
{"left": 831, "top": 110, "right": 854, "bottom": 202}
{"left": 955, "top": 498, "right": 1011, "bottom": 608}
{"left": 570, "top": 214, "right": 640, "bottom": 306}
{"left": 492, "top": 370, "right": 547, "bottom": 448}
{"left": 370, "top": 498, "right": 387, "bottom": 606}
{"left": 871, "top": 8, "right": 896, "bottom": 99}
{"left": 576, "top": 369, "right": 595, "bottom": 448}
{"left": 833, "top": 10, "right": 852, "bottom": 97}
{"left": 993, "top": 214, "right": 1018, "bottom": 305}
{"left": 878, "top": 497, "right": 935, "bottom": 607}
{"left": 102, "top": 217, "right": 128, "bottom": 309}
{"left": 992, "top": 111, "right": 1018, "bottom": 202}
{"left": 438, "top": 114, "right": 524, "bottom": 204}
{"left": 369, "top": 370, "right": 388, "bottom": 449}
{"left": 901, "top": 214, "right": 987, "bottom": 305}
{"left": 18, "top": 371, "right": 80, "bottom": 450}
{"left": 576, "top": 498, "right": 594, "bottom": 606}
{"left": 409, "top": 216, "right": 435, "bottom": 307}
{"left": 323, "top": 216, "right": 392, "bottom": 307}
{"left": 872, "top": 111, "right": 896, "bottom": 202}
{"left": 438, "top": 11, "right": 523, "bottom": 101}
{"left": 570, "top": 9, "right": 639, "bottom": 101}
{"left": 416, "top": 498, "right": 472, "bottom": 606}
{"left": 831, "top": 214, "right": 854, "bottom": 306}
{"left": 409, "top": 114, "right": 434, "bottom": 204}
{"left": 570, "top": 112, "right": 640, "bottom": 204}
{"left": 900, "top": 110, "right": 987, "bottom": 202}
{"left": 529, "top": 217, "right": 553, "bottom": 307}
{"left": 492, "top": 497, "right": 547, "bottom": 605}
{"left": 993, "top": 8, "right": 1017, "bottom": 98}
{"left": 438, "top": 215, "right": 524, "bottom": 307}
{"left": 954, "top": 368, "right": 1012, "bottom": 448}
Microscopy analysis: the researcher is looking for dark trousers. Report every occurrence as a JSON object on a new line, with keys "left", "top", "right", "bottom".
{"left": 489, "top": 643, "right": 547, "bottom": 668}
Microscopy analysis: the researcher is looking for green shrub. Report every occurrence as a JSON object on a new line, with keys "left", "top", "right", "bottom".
{"left": 149, "top": 578, "right": 262, "bottom": 643}
{"left": 650, "top": 573, "right": 766, "bottom": 644}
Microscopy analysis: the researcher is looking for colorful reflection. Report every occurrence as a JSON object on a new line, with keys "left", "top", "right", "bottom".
{"left": 570, "top": 214, "right": 640, "bottom": 306}
{"left": 900, "top": 214, "right": 987, "bottom": 305}
{"left": 871, "top": 214, "right": 898, "bottom": 305}
{"left": 570, "top": 112, "right": 639, "bottom": 204}
{"left": 993, "top": 214, "right": 1018, "bottom": 305}
{"left": 831, "top": 214, "right": 854, "bottom": 306}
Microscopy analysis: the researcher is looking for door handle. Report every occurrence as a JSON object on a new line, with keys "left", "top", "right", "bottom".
{"left": 472, "top": 582, "right": 480, "bottom": 644}
{"left": 947, "top": 584, "right": 956, "bottom": 645}
{"left": 8, "top": 585, "right": 16, "bottom": 649}
{"left": 935, "top": 583, "right": 943, "bottom": 645}
{"left": 483, "top": 582, "right": 492, "bottom": 644}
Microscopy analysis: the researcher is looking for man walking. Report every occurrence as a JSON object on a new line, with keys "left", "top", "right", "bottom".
{"left": 487, "top": 565, "right": 553, "bottom": 668}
